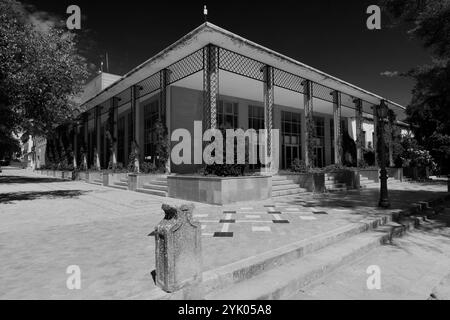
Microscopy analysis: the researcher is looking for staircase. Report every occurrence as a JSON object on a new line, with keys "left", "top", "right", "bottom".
{"left": 324, "top": 174, "right": 347, "bottom": 192}
{"left": 205, "top": 214, "right": 418, "bottom": 300}
{"left": 359, "top": 171, "right": 404, "bottom": 189}
{"left": 272, "top": 176, "right": 307, "bottom": 198}
{"left": 136, "top": 176, "right": 168, "bottom": 197}
{"left": 110, "top": 177, "right": 129, "bottom": 190}
{"left": 91, "top": 178, "right": 103, "bottom": 186}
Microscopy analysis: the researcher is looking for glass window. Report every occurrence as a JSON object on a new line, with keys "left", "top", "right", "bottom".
{"left": 217, "top": 100, "right": 238, "bottom": 129}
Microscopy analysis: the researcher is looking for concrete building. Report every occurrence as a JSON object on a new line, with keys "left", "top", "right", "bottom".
{"left": 68, "top": 23, "right": 406, "bottom": 173}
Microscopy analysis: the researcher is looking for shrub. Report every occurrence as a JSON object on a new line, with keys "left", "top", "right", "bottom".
{"left": 140, "top": 161, "right": 157, "bottom": 174}
{"left": 290, "top": 159, "right": 308, "bottom": 173}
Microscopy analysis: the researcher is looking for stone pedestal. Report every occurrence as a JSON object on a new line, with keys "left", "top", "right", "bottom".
{"left": 154, "top": 204, "right": 202, "bottom": 293}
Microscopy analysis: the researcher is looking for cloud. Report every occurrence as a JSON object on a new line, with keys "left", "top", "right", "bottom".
{"left": 380, "top": 71, "right": 400, "bottom": 77}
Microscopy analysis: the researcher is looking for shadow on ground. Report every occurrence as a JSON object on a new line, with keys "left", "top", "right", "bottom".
{"left": 281, "top": 189, "right": 449, "bottom": 213}
{"left": 0, "top": 175, "right": 67, "bottom": 184}
{"left": 0, "top": 190, "right": 90, "bottom": 204}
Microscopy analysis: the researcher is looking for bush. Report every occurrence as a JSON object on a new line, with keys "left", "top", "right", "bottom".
{"left": 140, "top": 161, "right": 157, "bottom": 174}
{"left": 290, "top": 159, "right": 308, "bottom": 173}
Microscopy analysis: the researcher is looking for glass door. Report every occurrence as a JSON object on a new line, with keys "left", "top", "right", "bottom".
{"left": 281, "top": 111, "right": 301, "bottom": 170}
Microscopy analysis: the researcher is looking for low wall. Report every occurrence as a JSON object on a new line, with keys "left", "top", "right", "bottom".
{"left": 128, "top": 174, "right": 167, "bottom": 191}
{"left": 102, "top": 172, "right": 128, "bottom": 186}
{"left": 168, "top": 175, "right": 271, "bottom": 205}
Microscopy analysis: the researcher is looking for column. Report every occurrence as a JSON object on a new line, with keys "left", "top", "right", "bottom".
{"left": 112, "top": 97, "right": 119, "bottom": 166}
{"left": 372, "top": 104, "right": 378, "bottom": 166}
{"left": 160, "top": 69, "right": 171, "bottom": 173}
{"left": 354, "top": 98, "right": 363, "bottom": 166}
{"left": 131, "top": 85, "right": 140, "bottom": 172}
{"left": 73, "top": 122, "right": 78, "bottom": 169}
{"left": 203, "top": 45, "right": 219, "bottom": 130}
{"left": 303, "top": 80, "right": 314, "bottom": 167}
{"left": 332, "top": 91, "right": 342, "bottom": 165}
{"left": 95, "top": 105, "right": 101, "bottom": 169}
{"left": 263, "top": 65, "right": 275, "bottom": 172}
{"left": 83, "top": 113, "right": 88, "bottom": 169}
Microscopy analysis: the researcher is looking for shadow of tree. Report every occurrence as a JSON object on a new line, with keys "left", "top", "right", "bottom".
{"left": 0, "top": 190, "right": 89, "bottom": 204}
{"left": 0, "top": 175, "right": 67, "bottom": 184}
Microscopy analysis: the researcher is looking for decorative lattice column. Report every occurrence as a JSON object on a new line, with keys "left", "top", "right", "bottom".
{"left": 112, "top": 97, "right": 119, "bottom": 166}
{"left": 94, "top": 105, "right": 101, "bottom": 169}
{"left": 332, "top": 91, "right": 343, "bottom": 165}
{"left": 160, "top": 69, "right": 169, "bottom": 124}
{"left": 131, "top": 85, "right": 140, "bottom": 172}
{"left": 203, "top": 45, "right": 219, "bottom": 130}
{"left": 263, "top": 65, "right": 275, "bottom": 171}
{"left": 303, "top": 80, "right": 314, "bottom": 167}
{"left": 354, "top": 98, "right": 363, "bottom": 166}
{"left": 372, "top": 104, "right": 378, "bottom": 166}
{"left": 73, "top": 122, "right": 78, "bottom": 169}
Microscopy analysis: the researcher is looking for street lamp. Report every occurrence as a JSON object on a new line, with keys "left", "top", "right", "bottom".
{"left": 377, "top": 100, "right": 390, "bottom": 208}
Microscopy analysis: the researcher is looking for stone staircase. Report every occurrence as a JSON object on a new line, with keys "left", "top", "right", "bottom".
{"left": 324, "top": 174, "right": 347, "bottom": 192}
{"left": 272, "top": 176, "right": 307, "bottom": 198}
{"left": 136, "top": 176, "right": 168, "bottom": 197}
{"left": 359, "top": 171, "right": 404, "bottom": 189}
{"left": 205, "top": 213, "right": 419, "bottom": 300}
{"left": 110, "top": 177, "right": 129, "bottom": 190}
{"left": 91, "top": 178, "right": 103, "bottom": 186}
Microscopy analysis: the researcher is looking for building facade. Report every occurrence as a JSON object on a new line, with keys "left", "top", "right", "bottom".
{"left": 66, "top": 23, "right": 406, "bottom": 174}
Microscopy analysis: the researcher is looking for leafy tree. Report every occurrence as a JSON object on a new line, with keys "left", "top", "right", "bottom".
{"left": 380, "top": 0, "right": 450, "bottom": 173}
{"left": 0, "top": 0, "right": 89, "bottom": 139}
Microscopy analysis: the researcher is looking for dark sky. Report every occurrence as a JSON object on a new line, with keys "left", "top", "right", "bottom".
{"left": 23, "top": 0, "right": 431, "bottom": 106}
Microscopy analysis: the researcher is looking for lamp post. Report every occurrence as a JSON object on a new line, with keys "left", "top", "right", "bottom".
{"left": 377, "top": 100, "right": 390, "bottom": 208}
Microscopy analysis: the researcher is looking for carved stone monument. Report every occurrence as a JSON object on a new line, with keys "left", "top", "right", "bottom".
{"left": 154, "top": 204, "right": 202, "bottom": 293}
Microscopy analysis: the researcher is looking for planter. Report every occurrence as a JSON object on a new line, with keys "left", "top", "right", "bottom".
{"left": 168, "top": 175, "right": 271, "bottom": 205}
{"left": 128, "top": 173, "right": 166, "bottom": 191}
{"left": 102, "top": 172, "right": 128, "bottom": 186}
{"left": 87, "top": 171, "right": 102, "bottom": 183}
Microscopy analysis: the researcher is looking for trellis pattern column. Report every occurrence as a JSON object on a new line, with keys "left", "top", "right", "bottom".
{"left": 131, "top": 85, "right": 140, "bottom": 172}
{"left": 95, "top": 105, "right": 101, "bottom": 169}
{"left": 160, "top": 69, "right": 169, "bottom": 124}
{"left": 203, "top": 45, "right": 219, "bottom": 130}
{"left": 73, "top": 123, "right": 78, "bottom": 169}
{"left": 354, "top": 98, "right": 363, "bottom": 165}
{"left": 112, "top": 97, "right": 119, "bottom": 166}
{"left": 303, "top": 80, "right": 314, "bottom": 167}
{"left": 332, "top": 91, "right": 343, "bottom": 165}
{"left": 263, "top": 65, "right": 274, "bottom": 167}
{"left": 372, "top": 105, "right": 378, "bottom": 166}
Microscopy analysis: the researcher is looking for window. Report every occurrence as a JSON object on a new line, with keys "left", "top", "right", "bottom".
{"left": 217, "top": 100, "right": 238, "bottom": 129}
{"left": 248, "top": 105, "right": 264, "bottom": 131}
{"left": 281, "top": 111, "right": 301, "bottom": 169}
{"left": 313, "top": 117, "right": 325, "bottom": 168}
{"left": 117, "top": 117, "right": 125, "bottom": 164}
{"left": 128, "top": 112, "right": 134, "bottom": 153}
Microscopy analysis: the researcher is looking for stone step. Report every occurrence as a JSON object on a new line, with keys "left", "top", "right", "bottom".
{"left": 272, "top": 188, "right": 307, "bottom": 198}
{"left": 206, "top": 220, "right": 414, "bottom": 300}
{"left": 109, "top": 184, "right": 128, "bottom": 190}
{"left": 92, "top": 179, "right": 103, "bottom": 185}
{"left": 143, "top": 183, "right": 168, "bottom": 192}
{"left": 136, "top": 188, "right": 167, "bottom": 197}
{"left": 272, "top": 175, "right": 291, "bottom": 181}
{"left": 272, "top": 179, "right": 296, "bottom": 187}
{"left": 114, "top": 181, "right": 128, "bottom": 187}
{"left": 148, "top": 180, "right": 168, "bottom": 187}
{"left": 272, "top": 184, "right": 300, "bottom": 191}
{"left": 120, "top": 178, "right": 129, "bottom": 183}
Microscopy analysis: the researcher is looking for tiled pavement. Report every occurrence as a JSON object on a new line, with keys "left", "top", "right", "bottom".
{"left": 0, "top": 168, "right": 447, "bottom": 299}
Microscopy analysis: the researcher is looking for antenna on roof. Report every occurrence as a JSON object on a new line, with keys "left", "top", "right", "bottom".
{"left": 203, "top": 5, "right": 208, "bottom": 22}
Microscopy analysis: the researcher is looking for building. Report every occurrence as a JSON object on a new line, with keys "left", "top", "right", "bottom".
{"left": 69, "top": 23, "right": 406, "bottom": 173}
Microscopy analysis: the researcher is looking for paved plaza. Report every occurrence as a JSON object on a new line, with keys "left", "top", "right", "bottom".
{"left": 0, "top": 168, "right": 448, "bottom": 299}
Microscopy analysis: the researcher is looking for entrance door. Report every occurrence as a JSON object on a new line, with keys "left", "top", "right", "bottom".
{"left": 281, "top": 111, "right": 301, "bottom": 170}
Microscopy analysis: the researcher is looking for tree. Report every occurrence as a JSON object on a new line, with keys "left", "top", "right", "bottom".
{"left": 0, "top": 0, "right": 89, "bottom": 139}
{"left": 380, "top": 0, "right": 450, "bottom": 173}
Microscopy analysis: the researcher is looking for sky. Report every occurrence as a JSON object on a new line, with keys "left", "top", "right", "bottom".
{"left": 21, "top": 0, "right": 432, "bottom": 107}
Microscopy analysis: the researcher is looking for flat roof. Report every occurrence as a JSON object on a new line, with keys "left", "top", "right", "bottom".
{"left": 79, "top": 22, "right": 406, "bottom": 116}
